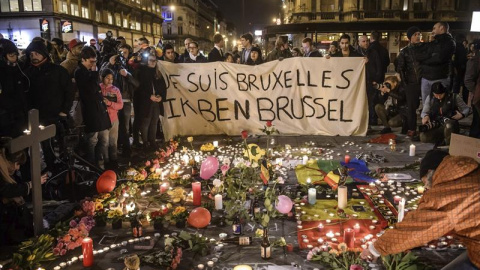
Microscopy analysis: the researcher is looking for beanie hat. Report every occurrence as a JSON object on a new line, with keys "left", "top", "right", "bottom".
{"left": 251, "top": 46, "right": 262, "bottom": 54}
{"left": 0, "top": 39, "right": 19, "bottom": 57}
{"left": 101, "top": 68, "right": 114, "bottom": 79}
{"left": 25, "top": 41, "right": 50, "bottom": 59}
{"left": 407, "top": 26, "right": 421, "bottom": 40}
{"left": 431, "top": 82, "right": 446, "bottom": 94}
{"left": 419, "top": 150, "right": 449, "bottom": 178}
{"left": 68, "top": 38, "right": 86, "bottom": 50}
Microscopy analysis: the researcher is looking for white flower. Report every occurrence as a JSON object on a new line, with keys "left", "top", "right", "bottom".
{"left": 212, "top": 179, "right": 223, "bottom": 187}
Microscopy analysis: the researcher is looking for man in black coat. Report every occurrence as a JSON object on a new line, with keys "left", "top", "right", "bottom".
{"left": 418, "top": 22, "right": 456, "bottom": 105}
{"left": 25, "top": 41, "right": 73, "bottom": 170}
{"left": 0, "top": 39, "right": 29, "bottom": 138}
{"left": 75, "top": 46, "right": 111, "bottom": 168}
{"left": 208, "top": 34, "right": 225, "bottom": 62}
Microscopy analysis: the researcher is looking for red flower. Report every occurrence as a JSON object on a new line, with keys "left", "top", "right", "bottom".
{"left": 266, "top": 121, "right": 272, "bottom": 127}
{"left": 241, "top": 130, "right": 248, "bottom": 139}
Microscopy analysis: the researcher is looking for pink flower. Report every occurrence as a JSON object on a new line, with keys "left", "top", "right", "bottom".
{"left": 153, "top": 158, "right": 159, "bottom": 164}
{"left": 53, "top": 248, "right": 61, "bottom": 255}
{"left": 141, "top": 169, "right": 148, "bottom": 178}
{"left": 221, "top": 164, "right": 229, "bottom": 176}
{"left": 306, "top": 251, "right": 313, "bottom": 261}
{"left": 266, "top": 121, "right": 272, "bottom": 127}
{"left": 67, "top": 241, "right": 78, "bottom": 250}
{"left": 145, "top": 160, "right": 151, "bottom": 167}
{"left": 60, "top": 249, "right": 67, "bottom": 256}
{"left": 56, "top": 242, "right": 64, "bottom": 249}
{"left": 69, "top": 219, "right": 78, "bottom": 228}
{"left": 350, "top": 265, "right": 364, "bottom": 270}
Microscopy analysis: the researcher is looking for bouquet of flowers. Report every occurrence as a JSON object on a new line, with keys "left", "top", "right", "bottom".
{"left": 107, "top": 208, "right": 125, "bottom": 223}
{"left": 307, "top": 243, "right": 367, "bottom": 270}
{"left": 12, "top": 234, "right": 56, "bottom": 270}
{"left": 169, "top": 206, "right": 188, "bottom": 223}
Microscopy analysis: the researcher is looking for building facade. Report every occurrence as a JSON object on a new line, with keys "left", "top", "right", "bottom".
{"left": 0, "top": 0, "right": 164, "bottom": 48}
{"left": 267, "top": 0, "right": 479, "bottom": 57}
{"left": 159, "top": 0, "right": 226, "bottom": 55}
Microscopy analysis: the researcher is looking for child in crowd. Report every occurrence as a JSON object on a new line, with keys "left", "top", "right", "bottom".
{"left": 100, "top": 69, "right": 123, "bottom": 168}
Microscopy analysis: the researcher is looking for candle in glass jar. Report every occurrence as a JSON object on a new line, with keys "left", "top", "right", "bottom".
{"left": 215, "top": 194, "right": 223, "bottom": 210}
{"left": 192, "top": 182, "right": 201, "bottom": 206}
{"left": 308, "top": 188, "right": 317, "bottom": 205}
{"left": 82, "top": 237, "right": 94, "bottom": 267}
{"left": 354, "top": 223, "right": 360, "bottom": 233}
{"left": 338, "top": 186, "right": 348, "bottom": 209}
{"left": 343, "top": 228, "right": 355, "bottom": 248}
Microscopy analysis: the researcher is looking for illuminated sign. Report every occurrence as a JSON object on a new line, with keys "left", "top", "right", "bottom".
{"left": 61, "top": 20, "right": 73, "bottom": 33}
{"left": 39, "top": 19, "right": 49, "bottom": 33}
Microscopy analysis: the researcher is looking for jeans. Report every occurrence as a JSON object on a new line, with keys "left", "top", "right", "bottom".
{"left": 107, "top": 120, "right": 119, "bottom": 162}
{"left": 421, "top": 77, "right": 450, "bottom": 105}
{"left": 441, "top": 251, "right": 479, "bottom": 270}
{"left": 141, "top": 104, "right": 160, "bottom": 146}
{"left": 85, "top": 129, "right": 109, "bottom": 164}
{"left": 404, "top": 82, "right": 421, "bottom": 132}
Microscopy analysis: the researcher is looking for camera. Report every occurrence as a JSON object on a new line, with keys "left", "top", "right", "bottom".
{"left": 375, "top": 82, "right": 392, "bottom": 90}
{"left": 418, "top": 116, "right": 450, "bottom": 132}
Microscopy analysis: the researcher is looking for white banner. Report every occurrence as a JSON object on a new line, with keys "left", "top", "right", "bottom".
{"left": 157, "top": 57, "right": 367, "bottom": 139}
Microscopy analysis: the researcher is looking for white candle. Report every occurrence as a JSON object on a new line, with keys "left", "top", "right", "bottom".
{"left": 308, "top": 188, "right": 317, "bottom": 205}
{"left": 338, "top": 186, "right": 348, "bottom": 209}
{"left": 409, "top": 144, "right": 416, "bottom": 156}
{"left": 182, "top": 154, "right": 189, "bottom": 164}
{"left": 214, "top": 194, "right": 223, "bottom": 210}
{"left": 398, "top": 198, "right": 405, "bottom": 222}
{"left": 213, "top": 141, "right": 219, "bottom": 148}
{"left": 302, "top": 155, "right": 308, "bottom": 165}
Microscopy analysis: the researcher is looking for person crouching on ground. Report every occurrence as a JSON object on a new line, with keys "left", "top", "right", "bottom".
{"left": 361, "top": 150, "right": 480, "bottom": 270}
{"left": 100, "top": 68, "right": 123, "bottom": 169}
{"left": 419, "top": 82, "right": 469, "bottom": 146}
{"left": 374, "top": 75, "right": 407, "bottom": 134}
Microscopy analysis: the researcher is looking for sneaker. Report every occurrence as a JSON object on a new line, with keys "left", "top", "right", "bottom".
{"left": 380, "top": 127, "right": 392, "bottom": 134}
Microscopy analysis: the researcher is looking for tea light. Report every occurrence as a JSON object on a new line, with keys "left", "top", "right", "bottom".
{"left": 331, "top": 237, "right": 337, "bottom": 242}
{"left": 233, "top": 265, "right": 253, "bottom": 270}
{"left": 329, "top": 213, "right": 335, "bottom": 217}
{"left": 219, "top": 233, "right": 227, "bottom": 240}
{"left": 335, "top": 232, "right": 341, "bottom": 237}
{"left": 372, "top": 220, "right": 378, "bottom": 224}
{"left": 306, "top": 244, "right": 313, "bottom": 249}
{"left": 53, "top": 267, "right": 61, "bottom": 270}
{"left": 79, "top": 255, "right": 84, "bottom": 261}
{"left": 59, "top": 263, "right": 66, "bottom": 268}
{"left": 71, "top": 257, "right": 78, "bottom": 262}
{"left": 207, "top": 261, "right": 214, "bottom": 267}
{"left": 303, "top": 239, "right": 309, "bottom": 243}
{"left": 317, "top": 238, "right": 324, "bottom": 244}
{"left": 318, "top": 223, "right": 324, "bottom": 231}
{"left": 326, "top": 231, "right": 334, "bottom": 238}
{"left": 326, "top": 219, "right": 331, "bottom": 223}
{"left": 369, "top": 225, "right": 376, "bottom": 230}
{"left": 198, "top": 264, "right": 205, "bottom": 269}
{"left": 297, "top": 225, "right": 303, "bottom": 229}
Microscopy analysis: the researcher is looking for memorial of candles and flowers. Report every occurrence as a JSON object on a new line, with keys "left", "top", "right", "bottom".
{"left": 3, "top": 121, "right": 465, "bottom": 270}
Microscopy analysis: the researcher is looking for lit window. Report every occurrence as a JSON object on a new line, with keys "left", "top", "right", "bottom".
{"left": 115, "top": 13, "right": 121, "bottom": 26}
{"left": 70, "top": 3, "right": 79, "bottom": 16}
{"left": 95, "top": 10, "right": 101, "bottom": 22}
{"left": 136, "top": 22, "right": 141, "bottom": 30}
{"left": 1, "top": 0, "right": 19, "bottom": 11}
{"left": 123, "top": 18, "right": 128, "bottom": 28}
{"left": 23, "top": 0, "right": 32, "bottom": 11}
{"left": 81, "top": 6, "right": 89, "bottom": 19}
{"left": 32, "top": 0, "right": 41, "bottom": 10}
{"left": 108, "top": 13, "right": 113, "bottom": 24}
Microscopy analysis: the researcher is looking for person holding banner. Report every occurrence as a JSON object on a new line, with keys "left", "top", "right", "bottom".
{"left": 184, "top": 42, "right": 207, "bottom": 63}
{"left": 327, "top": 34, "right": 361, "bottom": 58}
{"left": 302, "top": 37, "right": 323, "bottom": 57}
{"left": 246, "top": 47, "right": 263, "bottom": 66}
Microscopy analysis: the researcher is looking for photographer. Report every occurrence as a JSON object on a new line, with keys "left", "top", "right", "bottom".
{"left": 99, "top": 31, "right": 119, "bottom": 66}
{"left": 374, "top": 76, "right": 407, "bottom": 134}
{"left": 99, "top": 44, "right": 138, "bottom": 157}
{"left": 420, "top": 82, "right": 469, "bottom": 146}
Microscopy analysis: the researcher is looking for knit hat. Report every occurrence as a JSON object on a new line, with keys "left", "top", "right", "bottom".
{"left": 431, "top": 82, "right": 446, "bottom": 94}
{"left": 419, "top": 150, "right": 449, "bottom": 178}
{"left": 0, "top": 39, "right": 19, "bottom": 57}
{"left": 407, "top": 26, "right": 421, "bottom": 40}
{"left": 68, "top": 38, "right": 86, "bottom": 50}
{"left": 25, "top": 40, "right": 50, "bottom": 59}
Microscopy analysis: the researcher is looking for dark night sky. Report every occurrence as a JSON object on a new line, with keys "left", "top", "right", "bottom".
{"left": 213, "top": 0, "right": 281, "bottom": 34}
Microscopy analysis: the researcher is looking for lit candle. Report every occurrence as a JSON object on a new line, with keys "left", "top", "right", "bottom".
{"left": 344, "top": 154, "right": 351, "bottom": 164}
{"left": 82, "top": 237, "right": 94, "bottom": 267}
{"left": 337, "top": 186, "right": 348, "bottom": 209}
{"left": 194, "top": 155, "right": 201, "bottom": 163}
{"left": 409, "top": 144, "right": 416, "bottom": 156}
{"left": 343, "top": 228, "right": 355, "bottom": 248}
{"left": 417, "top": 186, "right": 425, "bottom": 194}
{"left": 192, "top": 182, "right": 201, "bottom": 206}
{"left": 213, "top": 141, "right": 219, "bottom": 148}
{"left": 173, "top": 164, "right": 179, "bottom": 172}
{"left": 306, "top": 178, "right": 311, "bottom": 184}
{"left": 353, "top": 223, "right": 360, "bottom": 233}
{"left": 215, "top": 194, "right": 223, "bottom": 210}
{"left": 233, "top": 265, "right": 253, "bottom": 270}
{"left": 308, "top": 188, "right": 317, "bottom": 205}
{"left": 182, "top": 154, "right": 189, "bottom": 165}
{"left": 398, "top": 198, "right": 405, "bottom": 222}
{"left": 302, "top": 155, "right": 308, "bottom": 165}
{"left": 326, "top": 231, "right": 334, "bottom": 238}
{"left": 317, "top": 223, "right": 324, "bottom": 232}
{"left": 23, "top": 129, "right": 31, "bottom": 135}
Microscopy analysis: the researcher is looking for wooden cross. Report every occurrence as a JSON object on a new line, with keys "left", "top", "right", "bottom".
{"left": 8, "top": 109, "right": 56, "bottom": 236}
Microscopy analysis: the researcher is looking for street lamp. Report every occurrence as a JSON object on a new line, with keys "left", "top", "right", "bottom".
{"left": 273, "top": 18, "right": 277, "bottom": 23}
{"left": 170, "top": 5, "right": 175, "bottom": 11}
